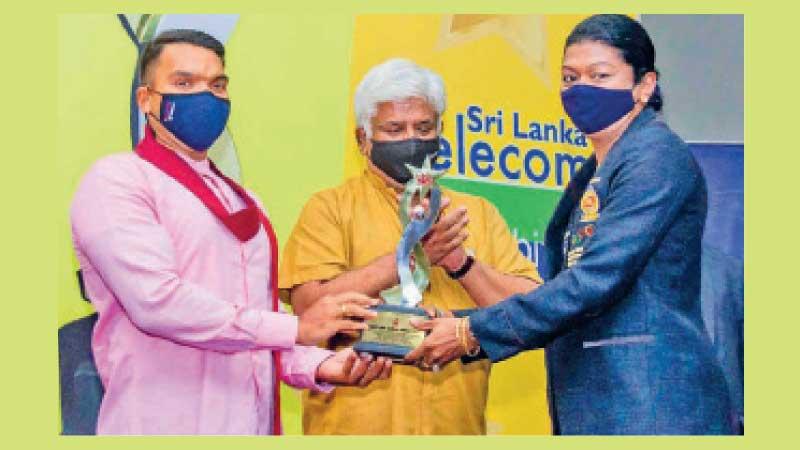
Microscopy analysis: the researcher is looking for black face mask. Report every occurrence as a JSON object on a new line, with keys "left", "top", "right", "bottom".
{"left": 369, "top": 137, "right": 440, "bottom": 184}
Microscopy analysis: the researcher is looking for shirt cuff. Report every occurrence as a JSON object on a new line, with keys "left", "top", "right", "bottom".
{"left": 281, "top": 345, "right": 336, "bottom": 393}
{"left": 239, "top": 309, "right": 298, "bottom": 350}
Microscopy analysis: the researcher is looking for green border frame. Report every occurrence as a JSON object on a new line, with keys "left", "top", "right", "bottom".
{"left": 4, "top": 0, "right": 776, "bottom": 448}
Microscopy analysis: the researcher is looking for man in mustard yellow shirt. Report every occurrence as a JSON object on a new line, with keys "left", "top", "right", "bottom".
{"left": 279, "top": 58, "right": 542, "bottom": 435}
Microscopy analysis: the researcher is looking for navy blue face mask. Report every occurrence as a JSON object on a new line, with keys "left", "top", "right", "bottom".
{"left": 151, "top": 89, "right": 231, "bottom": 151}
{"left": 560, "top": 84, "right": 635, "bottom": 134}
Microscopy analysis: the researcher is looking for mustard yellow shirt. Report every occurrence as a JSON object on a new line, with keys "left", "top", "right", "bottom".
{"left": 279, "top": 169, "right": 541, "bottom": 435}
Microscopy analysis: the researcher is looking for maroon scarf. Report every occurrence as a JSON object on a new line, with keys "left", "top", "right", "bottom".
{"left": 135, "top": 127, "right": 283, "bottom": 434}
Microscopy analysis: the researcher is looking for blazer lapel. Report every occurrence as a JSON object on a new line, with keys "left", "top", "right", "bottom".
{"left": 543, "top": 155, "right": 597, "bottom": 279}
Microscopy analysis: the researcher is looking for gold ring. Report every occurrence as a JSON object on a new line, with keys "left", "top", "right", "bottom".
{"left": 340, "top": 304, "right": 348, "bottom": 318}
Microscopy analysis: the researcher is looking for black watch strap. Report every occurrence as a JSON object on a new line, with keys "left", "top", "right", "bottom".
{"left": 447, "top": 255, "right": 475, "bottom": 280}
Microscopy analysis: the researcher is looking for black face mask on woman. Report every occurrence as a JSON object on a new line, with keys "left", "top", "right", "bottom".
{"left": 369, "top": 137, "right": 440, "bottom": 184}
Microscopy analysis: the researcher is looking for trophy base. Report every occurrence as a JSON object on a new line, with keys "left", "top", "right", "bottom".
{"left": 353, "top": 304, "right": 428, "bottom": 362}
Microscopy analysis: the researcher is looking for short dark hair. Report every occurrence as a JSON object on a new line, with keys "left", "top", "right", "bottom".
{"left": 565, "top": 14, "right": 663, "bottom": 112}
{"left": 138, "top": 29, "right": 225, "bottom": 84}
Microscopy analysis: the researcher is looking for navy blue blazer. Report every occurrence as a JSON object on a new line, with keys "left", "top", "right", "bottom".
{"left": 469, "top": 108, "right": 733, "bottom": 434}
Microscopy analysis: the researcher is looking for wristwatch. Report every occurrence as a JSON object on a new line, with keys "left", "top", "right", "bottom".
{"left": 447, "top": 248, "right": 475, "bottom": 280}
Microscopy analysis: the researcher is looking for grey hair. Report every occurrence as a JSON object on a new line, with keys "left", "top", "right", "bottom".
{"left": 354, "top": 58, "right": 446, "bottom": 138}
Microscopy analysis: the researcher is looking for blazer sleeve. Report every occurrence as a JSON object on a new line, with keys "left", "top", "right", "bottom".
{"left": 468, "top": 145, "right": 702, "bottom": 362}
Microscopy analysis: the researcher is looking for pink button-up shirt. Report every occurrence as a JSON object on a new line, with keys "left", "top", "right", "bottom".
{"left": 70, "top": 150, "right": 333, "bottom": 435}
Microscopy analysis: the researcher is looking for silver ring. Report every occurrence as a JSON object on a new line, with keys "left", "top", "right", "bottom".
{"left": 432, "top": 364, "right": 440, "bottom": 373}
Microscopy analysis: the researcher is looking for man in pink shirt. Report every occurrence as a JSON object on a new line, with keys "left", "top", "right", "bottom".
{"left": 69, "top": 29, "right": 391, "bottom": 435}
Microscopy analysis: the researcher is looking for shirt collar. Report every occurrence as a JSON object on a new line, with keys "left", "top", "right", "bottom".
{"left": 172, "top": 148, "right": 213, "bottom": 177}
{"left": 364, "top": 167, "right": 401, "bottom": 213}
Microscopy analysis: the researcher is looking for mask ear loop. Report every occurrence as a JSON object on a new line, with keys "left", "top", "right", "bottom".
{"left": 355, "top": 128, "right": 369, "bottom": 157}
{"left": 144, "top": 84, "right": 165, "bottom": 96}
{"left": 634, "top": 80, "right": 652, "bottom": 105}
{"left": 633, "top": 69, "right": 659, "bottom": 105}
{"left": 141, "top": 85, "right": 163, "bottom": 122}
{"left": 141, "top": 85, "right": 171, "bottom": 144}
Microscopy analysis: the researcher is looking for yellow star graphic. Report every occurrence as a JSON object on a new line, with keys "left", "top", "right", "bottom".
{"left": 436, "top": 14, "right": 550, "bottom": 86}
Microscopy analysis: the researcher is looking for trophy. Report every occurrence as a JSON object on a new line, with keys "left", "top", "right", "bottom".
{"left": 353, "top": 155, "right": 445, "bottom": 361}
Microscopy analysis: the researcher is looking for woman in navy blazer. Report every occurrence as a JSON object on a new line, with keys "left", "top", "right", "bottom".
{"left": 407, "top": 15, "right": 734, "bottom": 435}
